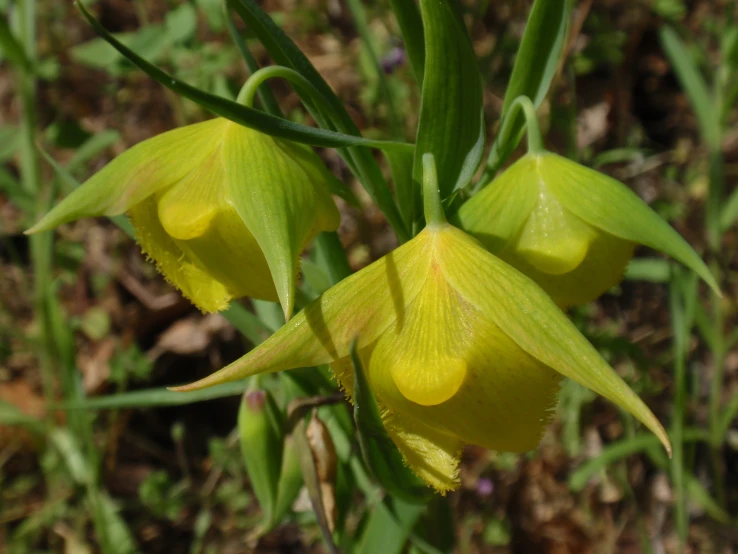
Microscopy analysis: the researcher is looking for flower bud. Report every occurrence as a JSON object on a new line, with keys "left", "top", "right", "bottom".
{"left": 27, "top": 119, "right": 341, "bottom": 318}
{"left": 173, "top": 221, "right": 670, "bottom": 493}
{"left": 238, "top": 385, "right": 289, "bottom": 533}
{"left": 453, "top": 152, "right": 718, "bottom": 306}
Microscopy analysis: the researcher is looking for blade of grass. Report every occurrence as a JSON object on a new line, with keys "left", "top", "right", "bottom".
{"left": 659, "top": 26, "right": 719, "bottom": 150}
{"left": 224, "top": 5, "right": 283, "bottom": 117}
{"left": 568, "top": 428, "right": 710, "bottom": 493}
{"left": 669, "top": 268, "right": 698, "bottom": 548}
{"left": 61, "top": 379, "right": 250, "bottom": 410}
{"left": 346, "top": 0, "right": 402, "bottom": 138}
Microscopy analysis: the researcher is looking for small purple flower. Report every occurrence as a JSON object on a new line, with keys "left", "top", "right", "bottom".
{"left": 476, "top": 477, "right": 494, "bottom": 497}
{"left": 381, "top": 47, "right": 406, "bottom": 74}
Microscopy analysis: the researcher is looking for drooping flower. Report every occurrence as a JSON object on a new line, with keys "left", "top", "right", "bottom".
{"left": 453, "top": 152, "right": 718, "bottom": 306}
{"left": 27, "top": 119, "right": 341, "bottom": 318}
{"left": 174, "top": 156, "right": 670, "bottom": 492}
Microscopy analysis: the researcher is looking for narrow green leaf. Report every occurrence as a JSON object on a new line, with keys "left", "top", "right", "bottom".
{"left": 350, "top": 341, "right": 431, "bottom": 503}
{"left": 0, "top": 15, "right": 32, "bottom": 72}
{"left": 61, "top": 380, "right": 250, "bottom": 410}
{"left": 660, "top": 26, "right": 719, "bottom": 149}
{"left": 313, "top": 232, "right": 353, "bottom": 286}
{"left": 224, "top": 5, "right": 283, "bottom": 117}
{"left": 485, "top": 0, "right": 569, "bottom": 173}
{"left": 647, "top": 448, "right": 731, "bottom": 525}
{"left": 719, "top": 184, "right": 738, "bottom": 232}
{"left": 388, "top": 0, "right": 425, "bottom": 84}
{"left": 414, "top": 0, "right": 484, "bottom": 204}
{"left": 387, "top": 148, "right": 415, "bottom": 228}
{"left": 719, "top": 393, "right": 738, "bottom": 440}
{"left": 75, "top": 2, "right": 413, "bottom": 153}
{"left": 222, "top": 303, "right": 272, "bottom": 346}
{"left": 346, "top": 0, "right": 402, "bottom": 137}
{"left": 356, "top": 497, "right": 426, "bottom": 554}
{"left": 569, "top": 429, "right": 709, "bottom": 493}
{"left": 0, "top": 399, "right": 45, "bottom": 433}
{"left": 273, "top": 435, "right": 303, "bottom": 525}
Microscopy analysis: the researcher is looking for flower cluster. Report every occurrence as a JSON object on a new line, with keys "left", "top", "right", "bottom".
{"left": 33, "top": 114, "right": 718, "bottom": 493}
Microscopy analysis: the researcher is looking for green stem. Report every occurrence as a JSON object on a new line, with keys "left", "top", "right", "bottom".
{"left": 16, "top": 0, "right": 55, "bottom": 413}
{"left": 237, "top": 66, "right": 411, "bottom": 243}
{"left": 669, "top": 272, "right": 690, "bottom": 550}
{"left": 706, "top": 150, "right": 724, "bottom": 253}
{"left": 706, "top": 142, "right": 726, "bottom": 505}
{"left": 476, "top": 95, "right": 544, "bottom": 188}
{"left": 422, "top": 153, "right": 446, "bottom": 227}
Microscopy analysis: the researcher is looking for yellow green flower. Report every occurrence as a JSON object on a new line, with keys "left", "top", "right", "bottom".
{"left": 453, "top": 152, "right": 718, "bottom": 306}
{"left": 27, "top": 119, "right": 341, "bottom": 318}
{"left": 174, "top": 166, "right": 670, "bottom": 491}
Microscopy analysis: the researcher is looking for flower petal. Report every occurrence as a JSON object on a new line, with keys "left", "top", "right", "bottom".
{"left": 129, "top": 198, "right": 232, "bottom": 313}
{"left": 514, "top": 183, "right": 597, "bottom": 275}
{"left": 382, "top": 410, "right": 463, "bottom": 493}
{"left": 505, "top": 231, "right": 635, "bottom": 307}
{"left": 540, "top": 152, "right": 719, "bottom": 294}
{"left": 27, "top": 119, "right": 226, "bottom": 233}
{"left": 365, "top": 262, "right": 562, "bottom": 452}
{"left": 172, "top": 231, "right": 433, "bottom": 391}
{"left": 437, "top": 225, "right": 671, "bottom": 454}
{"left": 223, "top": 123, "right": 340, "bottom": 319}
{"left": 452, "top": 155, "right": 538, "bottom": 252}
{"left": 154, "top": 137, "right": 279, "bottom": 305}
{"left": 332, "top": 354, "right": 463, "bottom": 493}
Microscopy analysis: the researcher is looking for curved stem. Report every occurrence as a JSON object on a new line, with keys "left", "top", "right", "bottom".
{"left": 499, "top": 95, "right": 544, "bottom": 155}
{"left": 236, "top": 66, "right": 411, "bottom": 243}
{"left": 422, "top": 153, "right": 446, "bottom": 227}
{"left": 237, "top": 66, "right": 338, "bottom": 123}
{"left": 473, "top": 95, "right": 544, "bottom": 191}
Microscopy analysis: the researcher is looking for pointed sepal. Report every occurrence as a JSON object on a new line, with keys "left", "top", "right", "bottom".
{"left": 540, "top": 153, "right": 719, "bottom": 294}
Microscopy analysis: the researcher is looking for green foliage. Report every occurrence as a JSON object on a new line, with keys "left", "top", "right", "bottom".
{"left": 2, "top": 0, "right": 736, "bottom": 552}
{"left": 413, "top": 0, "right": 484, "bottom": 203}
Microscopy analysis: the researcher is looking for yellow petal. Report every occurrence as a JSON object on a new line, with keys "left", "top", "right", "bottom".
{"left": 513, "top": 184, "right": 597, "bottom": 275}
{"left": 387, "top": 262, "right": 468, "bottom": 406}
{"left": 452, "top": 154, "right": 538, "bottom": 251}
{"left": 330, "top": 353, "right": 463, "bottom": 492}
{"left": 137, "top": 139, "right": 278, "bottom": 310}
{"left": 507, "top": 231, "right": 635, "bottom": 307}
{"left": 156, "top": 151, "right": 224, "bottom": 241}
{"left": 540, "top": 152, "right": 719, "bottom": 294}
{"left": 364, "top": 260, "right": 561, "bottom": 452}
{"left": 383, "top": 410, "right": 463, "bottom": 493}
{"left": 129, "top": 198, "right": 231, "bottom": 313}
{"left": 437, "top": 225, "right": 671, "bottom": 455}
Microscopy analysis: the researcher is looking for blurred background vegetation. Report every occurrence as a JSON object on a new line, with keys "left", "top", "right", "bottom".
{"left": 0, "top": 0, "right": 737, "bottom": 552}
